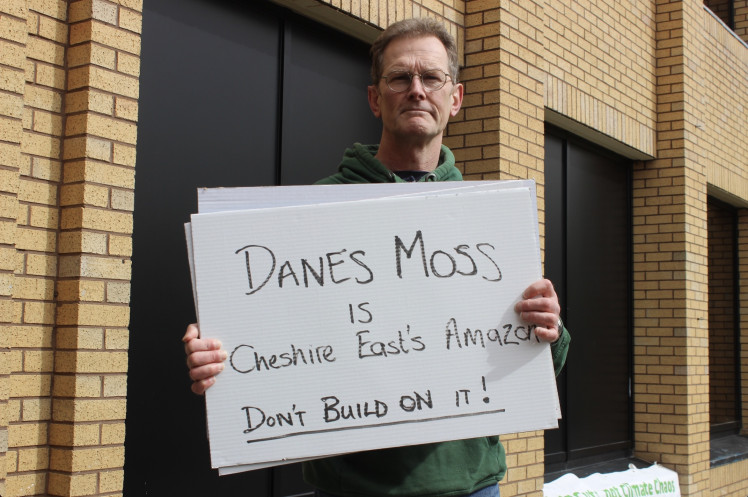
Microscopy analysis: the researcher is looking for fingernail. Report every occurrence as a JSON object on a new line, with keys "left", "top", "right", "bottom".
{"left": 220, "top": 350, "right": 228, "bottom": 361}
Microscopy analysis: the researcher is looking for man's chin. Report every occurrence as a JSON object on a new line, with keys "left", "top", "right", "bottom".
{"left": 397, "top": 118, "right": 437, "bottom": 134}
{"left": 392, "top": 126, "right": 442, "bottom": 144}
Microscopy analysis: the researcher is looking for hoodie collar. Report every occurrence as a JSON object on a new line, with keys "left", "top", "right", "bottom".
{"left": 340, "top": 143, "right": 461, "bottom": 183}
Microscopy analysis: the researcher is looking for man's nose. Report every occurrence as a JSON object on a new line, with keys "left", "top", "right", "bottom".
{"left": 407, "top": 75, "right": 427, "bottom": 97}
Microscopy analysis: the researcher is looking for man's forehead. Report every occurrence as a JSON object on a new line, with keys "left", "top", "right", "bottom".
{"left": 381, "top": 35, "right": 449, "bottom": 68}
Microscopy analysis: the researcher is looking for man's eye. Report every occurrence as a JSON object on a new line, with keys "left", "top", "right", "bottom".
{"left": 423, "top": 72, "right": 443, "bottom": 83}
{"left": 390, "top": 73, "right": 410, "bottom": 82}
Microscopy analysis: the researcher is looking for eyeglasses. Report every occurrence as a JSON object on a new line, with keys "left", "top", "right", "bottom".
{"left": 381, "top": 69, "right": 452, "bottom": 92}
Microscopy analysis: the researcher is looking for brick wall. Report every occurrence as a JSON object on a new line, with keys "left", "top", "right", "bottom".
{"left": 699, "top": 8, "right": 748, "bottom": 202}
{"left": 449, "top": 2, "right": 547, "bottom": 494}
{"left": 0, "top": 2, "right": 28, "bottom": 495}
{"left": 696, "top": 8, "right": 748, "bottom": 495}
{"left": 710, "top": 459, "right": 748, "bottom": 496}
{"left": 1, "top": 0, "right": 747, "bottom": 496}
{"left": 50, "top": 1, "right": 140, "bottom": 495}
{"left": 0, "top": 0, "right": 141, "bottom": 495}
{"left": 736, "top": 0, "right": 748, "bottom": 38}
{"left": 7, "top": 0, "right": 66, "bottom": 494}
{"left": 544, "top": 0, "right": 658, "bottom": 158}
{"left": 632, "top": 1, "right": 711, "bottom": 495}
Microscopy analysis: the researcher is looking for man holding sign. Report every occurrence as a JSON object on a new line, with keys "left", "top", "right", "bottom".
{"left": 184, "top": 17, "right": 570, "bottom": 497}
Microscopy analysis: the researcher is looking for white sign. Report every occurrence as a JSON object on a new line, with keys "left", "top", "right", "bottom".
{"left": 543, "top": 464, "right": 681, "bottom": 497}
{"left": 186, "top": 181, "right": 560, "bottom": 474}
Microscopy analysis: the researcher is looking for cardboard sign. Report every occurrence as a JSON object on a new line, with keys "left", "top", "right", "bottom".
{"left": 186, "top": 181, "right": 560, "bottom": 473}
{"left": 543, "top": 464, "right": 681, "bottom": 497}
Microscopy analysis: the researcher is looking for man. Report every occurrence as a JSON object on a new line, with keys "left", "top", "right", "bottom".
{"left": 184, "top": 17, "right": 570, "bottom": 497}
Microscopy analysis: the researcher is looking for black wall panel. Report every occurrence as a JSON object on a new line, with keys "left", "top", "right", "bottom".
{"left": 280, "top": 17, "right": 381, "bottom": 185}
{"left": 565, "top": 139, "right": 630, "bottom": 457}
{"left": 544, "top": 129, "right": 632, "bottom": 467}
{"left": 126, "top": 1, "right": 379, "bottom": 495}
{"left": 544, "top": 133, "right": 567, "bottom": 460}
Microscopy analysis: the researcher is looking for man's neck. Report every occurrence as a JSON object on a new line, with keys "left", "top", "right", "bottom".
{"left": 375, "top": 136, "right": 443, "bottom": 172}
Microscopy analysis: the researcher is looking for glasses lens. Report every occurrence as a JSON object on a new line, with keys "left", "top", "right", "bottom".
{"left": 421, "top": 70, "right": 447, "bottom": 91}
{"left": 386, "top": 71, "right": 411, "bottom": 92}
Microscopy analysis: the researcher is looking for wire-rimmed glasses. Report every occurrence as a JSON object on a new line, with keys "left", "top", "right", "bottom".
{"left": 381, "top": 69, "right": 452, "bottom": 92}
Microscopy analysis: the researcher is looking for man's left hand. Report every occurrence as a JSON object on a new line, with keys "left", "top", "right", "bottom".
{"left": 514, "top": 278, "right": 562, "bottom": 343}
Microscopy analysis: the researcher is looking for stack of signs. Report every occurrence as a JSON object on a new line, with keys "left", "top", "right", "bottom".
{"left": 544, "top": 463, "right": 681, "bottom": 497}
{"left": 184, "top": 180, "right": 561, "bottom": 475}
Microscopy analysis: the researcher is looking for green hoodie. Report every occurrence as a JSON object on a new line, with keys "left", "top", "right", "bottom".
{"left": 304, "top": 143, "right": 571, "bottom": 497}
{"left": 315, "top": 143, "right": 463, "bottom": 184}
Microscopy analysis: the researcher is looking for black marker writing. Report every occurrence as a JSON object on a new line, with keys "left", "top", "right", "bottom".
{"left": 356, "top": 326, "right": 425, "bottom": 359}
{"left": 445, "top": 318, "right": 539, "bottom": 350}
{"left": 321, "top": 395, "right": 388, "bottom": 422}
{"left": 241, "top": 404, "right": 306, "bottom": 434}
{"left": 235, "top": 245, "right": 373, "bottom": 295}
{"left": 230, "top": 343, "right": 336, "bottom": 374}
{"left": 399, "top": 390, "right": 433, "bottom": 412}
{"left": 349, "top": 302, "right": 373, "bottom": 324}
{"left": 394, "top": 231, "right": 502, "bottom": 281}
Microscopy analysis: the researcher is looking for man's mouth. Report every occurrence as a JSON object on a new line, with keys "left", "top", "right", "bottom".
{"left": 402, "top": 108, "right": 430, "bottom": 115}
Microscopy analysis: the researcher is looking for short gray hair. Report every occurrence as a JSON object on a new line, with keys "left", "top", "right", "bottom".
{"left": 370, "top": 18, "right": 459, "bottom": 85}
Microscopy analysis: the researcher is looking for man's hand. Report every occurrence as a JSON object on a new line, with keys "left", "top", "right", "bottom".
{"left": 183, "top": 323, "right": 227, "bottom": 395}
{"left": 514, "top": 279, "right": 562, "bottom": 343}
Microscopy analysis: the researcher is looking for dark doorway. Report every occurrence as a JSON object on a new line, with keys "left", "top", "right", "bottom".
{"left": 707, "top": 197, "right": 740, "bottom": 437}
{"left": 124, "top": 1, "right": 380, "bottom": 496}
{"left": 544, "top": 127, "right": 632, "bottom": 470}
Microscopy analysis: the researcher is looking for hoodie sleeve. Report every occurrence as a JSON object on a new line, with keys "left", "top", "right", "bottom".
{"left": 550, "top": 325, "right": 570, "bottom": 377}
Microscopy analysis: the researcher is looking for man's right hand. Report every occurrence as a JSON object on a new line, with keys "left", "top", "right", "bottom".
{"left": 183, "top": 323, "right": 227, "bottom": 395}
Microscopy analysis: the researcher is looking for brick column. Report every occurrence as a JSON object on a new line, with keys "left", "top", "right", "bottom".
{"left": 632, "top": 1, "right": 710, "bottom": 496}
{"left": 0, "top": 1, "right": 29, "bottom": 494}
{"left": 7, "top": 0, "right": 68, "bottom": 494}
{"left": 47, "top": 1, "right": 141, "bottom": 496}
{"left": 448, "top": 1, "right": 547, "bottom": 496}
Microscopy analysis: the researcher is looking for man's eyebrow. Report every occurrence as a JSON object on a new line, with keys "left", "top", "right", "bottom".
{"left": 385, "top": 65, "right": 445, "bottom": 73}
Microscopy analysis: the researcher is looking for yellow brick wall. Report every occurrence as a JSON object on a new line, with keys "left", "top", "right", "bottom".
{"left": 0, "top": 1, "right": 27, "bottom": 495}
{"left": 48, "top": 0, "right": 140, "bottom": 494}
{"left": 314, "top": 0, "right": 464, "bottom": 27}
{"left": 449, "top": 2, "right": 547, "bottom": 494}
{"left": 9, "top": 0, "right": 66, "bottom": 495}
{"left": 698, "top": 8, "right": 748, "bottom": 203}
{"left": 0, "top": 0, "right": 141, "bottom": 495}
{"left": 1, "top": 0, "right": 747, "bottom": 496}
{"left": 737, "top": 0, "right": 748, "bottom": 38}
{"left": 544, "top": 0, "right": 657, "bottom": 157}
{"left": 631, "top": 1, "right": 711, "bottom": 495}
{"left": 710, "top": 458, "right": 748, "bottom": 496}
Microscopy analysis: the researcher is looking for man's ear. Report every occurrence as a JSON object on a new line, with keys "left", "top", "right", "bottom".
{"left": 450, "top": 83, "right": 464, "bottom": 117}
{"left": 368, "top": 85, "right": 382, "bottom": 118}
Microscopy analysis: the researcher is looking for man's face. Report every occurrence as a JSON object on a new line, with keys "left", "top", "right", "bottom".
{"left": 368, "top": 35, "right": 463, "bottom": 146}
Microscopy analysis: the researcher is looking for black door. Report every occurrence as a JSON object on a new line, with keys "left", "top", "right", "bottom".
{"left": 124, "top": 1, "right": 380, "bottom": 496}
{"left": 544, "top": 127, "right": 632, "bottom": 469}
